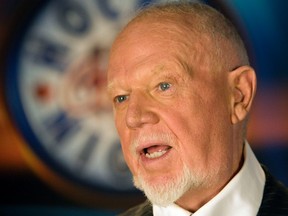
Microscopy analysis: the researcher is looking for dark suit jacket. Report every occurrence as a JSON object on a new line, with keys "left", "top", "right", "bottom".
{"left": 118, "top": 167, "right": 288, "bottom": 216}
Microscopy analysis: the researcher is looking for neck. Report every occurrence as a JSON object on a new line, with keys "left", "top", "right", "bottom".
{"left": 176, "top": 148, "right": 244, "bottom": 212}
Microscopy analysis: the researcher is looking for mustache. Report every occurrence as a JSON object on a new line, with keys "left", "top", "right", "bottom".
{"left": 131, "top": 133, "right": 174, "bottom": 151}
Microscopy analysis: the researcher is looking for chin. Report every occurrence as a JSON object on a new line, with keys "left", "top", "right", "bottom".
{"left": 133, "top": 164, "right": 203, "bottom": 206}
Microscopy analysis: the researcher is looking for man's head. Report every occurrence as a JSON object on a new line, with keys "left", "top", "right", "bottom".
{"left": 107, "top": 2, "right": 256, "bottom": 211}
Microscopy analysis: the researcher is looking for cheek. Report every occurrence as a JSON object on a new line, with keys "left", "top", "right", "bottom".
{"left": 164, "top": 94, "right": 230, "bottom": 166}
{"left": 115, "top": 115, "right": 141, "bottom": 173}
{"left": 114, "top": 114, "right": 134, "bottom": 166}
{"left": 115, "top": 111, "right": 128, "bottom": 140}
{"left": 118, "top": 135, "right": 137, "bottom": 175}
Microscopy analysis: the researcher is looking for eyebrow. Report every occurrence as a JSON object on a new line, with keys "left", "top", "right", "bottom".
{"left": 106, "top": 81, "right": 117, "bottom": 96}
{"left": 107, "top": 79, "right": 114, "bottom": 90}
{"left": 174, "top": 52, "right": 194, "bottom": 76}
{"left": 106, "top": 64, "right": 166, "bottom": 90}
{"left": 106, "top": 53, "right": 192, "bottom": 94}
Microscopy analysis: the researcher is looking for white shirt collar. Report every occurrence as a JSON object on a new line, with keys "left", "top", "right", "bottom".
{"left": 153, "top": 142, "right": 265, "bottom": 216}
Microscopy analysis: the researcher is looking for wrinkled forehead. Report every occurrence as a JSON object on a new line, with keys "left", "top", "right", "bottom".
{"left": 108, "top": 18, "right": 212, "bottom": 79}
{"left": 113, "top": 18, "right": 195, "bottom": 52}
{"left": 109, "top": 23, "right": 180, "bottom": 73}
{"left": 112, "top": 17, "right": 210, "bottom": 58}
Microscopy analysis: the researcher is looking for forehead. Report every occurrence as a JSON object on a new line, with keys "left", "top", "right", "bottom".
{"left": 113, "top": 21, "right": 190, "bottom": 55}
{"left": 107, "top": 19, "right": 212, "bottom": 85}
{"left": 107, "top": 50, "right": 190, "bottom": 93}
{"left": 110, "top": 21, "right": 191, "bottom": 62}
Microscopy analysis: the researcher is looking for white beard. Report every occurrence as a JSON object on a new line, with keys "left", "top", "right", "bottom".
{"left": 133, "top": 163, "right": 207, "bottom": 207}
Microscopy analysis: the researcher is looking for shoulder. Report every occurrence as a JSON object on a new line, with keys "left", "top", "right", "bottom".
{"left": 118, "top": 200, "right": 153, "bottom": 216}
{"left": 257, "top": 166, "right": 288, "bottom": 216}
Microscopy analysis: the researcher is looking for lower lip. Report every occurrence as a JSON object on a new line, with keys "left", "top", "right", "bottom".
{"left": 140, "top": 147, "right": 172, "bottom": 164}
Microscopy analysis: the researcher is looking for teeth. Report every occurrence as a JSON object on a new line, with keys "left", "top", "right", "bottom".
{"left": 145, "top": 150, "right": 167, "bottom": 159}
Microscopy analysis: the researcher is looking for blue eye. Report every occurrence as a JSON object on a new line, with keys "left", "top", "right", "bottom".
{"left": 159, "top": 82, "right": 171, "bottom": 91}
{"left": 115, "top": 95, "right": 128, "bottom": 103}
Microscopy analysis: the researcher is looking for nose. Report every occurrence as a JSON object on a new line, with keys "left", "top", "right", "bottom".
{"left": 125, "top": 94, "right": 159, "bottom": 129}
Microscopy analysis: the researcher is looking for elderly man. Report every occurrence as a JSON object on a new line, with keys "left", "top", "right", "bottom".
{"left": 107, "top": 2, "right": 288, "bottom": 216}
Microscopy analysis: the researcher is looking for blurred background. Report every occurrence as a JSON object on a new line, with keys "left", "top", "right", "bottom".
{"left": 0, "top": 0, "right": 287, "bottom": 215}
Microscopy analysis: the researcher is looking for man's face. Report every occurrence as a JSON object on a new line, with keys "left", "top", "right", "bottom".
{"left": 108, "top": 21, "right": 236, "bottom": 205}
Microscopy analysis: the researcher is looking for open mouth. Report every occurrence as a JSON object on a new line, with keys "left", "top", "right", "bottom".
{"left": 142, "top": 145, "right": 172, "bottom": 159}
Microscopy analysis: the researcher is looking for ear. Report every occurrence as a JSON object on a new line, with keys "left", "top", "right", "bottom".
{"left": 229, "top": 66, "right": 257, "bottom": 124}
